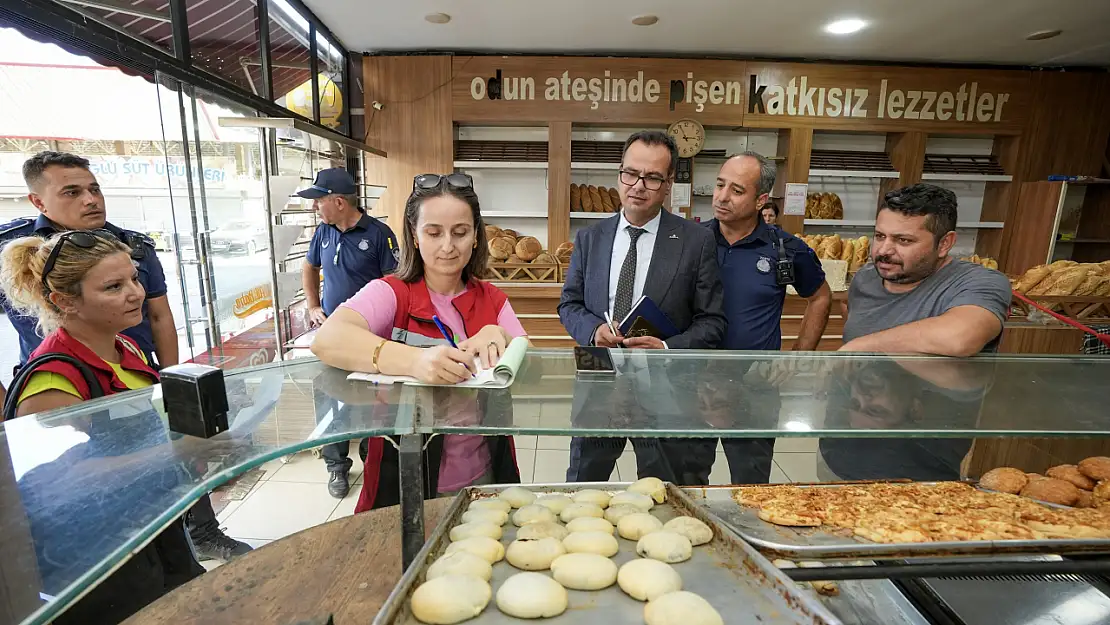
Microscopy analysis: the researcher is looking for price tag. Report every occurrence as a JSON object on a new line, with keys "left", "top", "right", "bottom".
{"left": 784, "top": 183, "right": 808, "bottom": 216}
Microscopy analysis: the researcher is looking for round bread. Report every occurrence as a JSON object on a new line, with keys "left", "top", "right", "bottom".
{"left": 662, "top": 517, "right": 713, "bottom": 546}
{"left": 500, "top": 228, "right": 520, "bottom": 241}
{"left": 513, "top": 504, "right": 557, "bottom": 527}
{"left": 460, "top": 509, "right": 508, "bottom": 526}
{"left": 1020, "top": 477, "right": 1081, "bottom": 506}
{"left": 1094, "top": 480, "right": 1110, "bottom": 502}
{"left": 468, "top": 499, "right": 511, "bottom": 513}
{"left": 605, "top": 504, "right": 643, "bottom": 525}
{"left": 449, "top": 522, "right": 502, "bottom": 542}
{"left": 628, "top": 477, "right": 667, "bottom": 503}
{"left": 445, "top": 536, "right": 505, "bottom": 563}
{"left": 488, "top": 237, "right": 514, "bottom": 261}
{"left": 505, "top": 254, "right": 523, "bottom": 264}
{"left": 495, "top": 572, "right": 567, "bottom": 619}
{"left": 517, "top": 521, "right": 569, "bottom": 541}
{"left": 515, "top": 236, "right": 543, "bottom": 262}
{"left": 1079, "top": 457, "right": 1110, "bottom": 481}
{"left": 979, "top": 467, "right": 1029, "bottom": 494}
{"left": 483, "top": 225, "right": 502, "bottom": 241}
{"left": 499, "top": 486, "right": 537, "bottom": 508}
{"left": 563, "top": 531, "right": 620, "bottom": 557}
{"left": 1046, "top": 464, "right": 1096, "bottom": 491}
{"left": 572, "top": 489, "right": 612, "bottom": 508}
{"left": 566, "top": 516, "right": 615, "bottom": 535}
{"left": 551, "top": 552, "right": 619, "bottom": 590}
{"left": 505, "top": 537, "right": 566, "bottom": 571}
{"left": 410, "top": 575, "right": 491, "bottom": 624}
{"left": 554, "top": 241, "right": 575, "bottom": 264}
{"left": 618, "top": 512, "right": 664, "bottom": 541}
{"left": 535, "top": 494, "right": 573, "bottom": 514}
{"left": 610, "top": 491, "right": 655, "bottom": 512}
{"left": 1077, "top": 490, "right": 1095, "bottom": 508}
{"left": 644, "top": 591, "right": 724, "bottom": 625}
{"left": 426, "top": 551, "right": 493, "bottom": 581}
{"left": 561, "top": 502, "right": 605, "bottom": 523}
{"left": 1027, "top": 472, "right": 1047, "bottom": 482}
{"left": 617, "top": 558, "right": 683, "bottom": 602}
{"left": 533, "top": 252, "right": 558, "bottom": 265}
{"left": 636, "top": 531, "right": 693, "bottom": 563}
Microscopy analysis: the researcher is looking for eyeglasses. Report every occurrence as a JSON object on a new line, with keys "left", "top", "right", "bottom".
{"left": 41, "top": 229, "right": 115, "bottom": 292}
{"left": 618, "top": 169, "right": 668, "bottom": 191}
{"left": 413, "top": 173, "right": 474, "bottom": 191}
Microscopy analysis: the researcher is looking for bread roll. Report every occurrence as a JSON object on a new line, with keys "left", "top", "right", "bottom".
{"left": 828, "top": 193, "right": 844, "bottom": 219}
{"left": 570, "top": 184, "right": 582, "bottom": 212}
{"left": 608, "top": 187, "right": 621, "bottom": 210}
{"left": 506, "top": 254, "right": 523, "bottom": 264}
{"left": 1079, "top": 457, "right": 1110, "bottom": 481}
{"left": 1029, "top": 266, "right": 1089, "bottom": 296}
{"left": 599, "top": 187, "right": 615, "bottom": 212}
{"left": 580, "top": 186, "right": 595, "bottom": 212}
{"left": 484, "top": 225, "right": 503, "bottom": 241}
{"left": 839, "top": 239, "right": 856, "bottom": 263}
{"left": 979, "top": 467, "right": 1028, "bottom": 494}
{"left": 1020, "top": 478, "right": 1081, "bottom": 506}
{"left": 535, "top": 494, "right": 573, "bottom": 515}
{"left": 555, "top": 241, "right": 575, "bottom": 264}
{"left": 572, "top": 489, "right": 612, "bottom": 508}
{"left": 534, "top": 252, "right": 558, "bottom": 265}
{"left": 500, "top": 229, "right": 520, "bottom": 241}
{"left": 488, "top": 237, "right": 515, "bottom": 261}
{"left": 589, "top": 186, "right": 605, "bottom": 213}
{"left": 1075, "top": 273, "right": 1109, "bottom": 297}
{"left": 1046, "top": 464, "right": 1096, "bottom": 491}
{"left": 499, "top": 486, "right": 536, "bottom": 508}
{"left": 1014, "top": 265, "right": 1053, "bottom": 293}
{"left": 410, "top": 575, "right": 491, "bottom": 625}
{"left": 824, "top": 234, "right": 843, "bottom": 259}
{"left": 515, "top": 236, "right": 542, "bottom": 262}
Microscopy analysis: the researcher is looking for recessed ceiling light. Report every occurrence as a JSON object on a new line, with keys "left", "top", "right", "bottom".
{"left": 632, "top": 15, "right": 659, "bottom": 26}
{"left": 1026, "top": 29, "right": 1062, "bottom": 41}
{"left": 424, "top": 13, "right": 451, "bottom": 24}
{"left": 824, "top": 18, "right": 868, "bottom": 35}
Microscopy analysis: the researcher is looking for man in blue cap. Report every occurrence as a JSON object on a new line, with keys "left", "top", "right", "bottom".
{"left": 299, "top": 167, "right": 399, "bottom": 498}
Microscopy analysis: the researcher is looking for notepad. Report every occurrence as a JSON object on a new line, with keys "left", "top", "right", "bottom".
{"left": 346, "top": 336, "right": 530, "bottom": 388}
{"left": 617, "top": 296, "right": 680, "bottom": 340}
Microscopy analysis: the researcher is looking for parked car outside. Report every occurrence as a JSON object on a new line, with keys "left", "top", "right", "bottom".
{"left": 209, "top": 220, "right": 269, "bottom": 255}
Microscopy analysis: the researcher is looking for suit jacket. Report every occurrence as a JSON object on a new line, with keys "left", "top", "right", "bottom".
{"left": 558, "top": 210, "right": 727, "bottom": 349}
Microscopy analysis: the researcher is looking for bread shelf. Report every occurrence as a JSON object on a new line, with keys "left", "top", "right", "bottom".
{"left": 809, "top": 169, "right": 901, "bottom": 179}
{"left": 805, "top": 219, "right": 1005, "bottom": 229}
{"left": 571, "top": 162, "right": 621, "bottom": 170}
{"left": 570, "top": 212, "right": 615, "bottom": 219}
{"left": 921, "top": 173, "right": 1013, "bottom": 182}
{"left": 482, "top": 210, "right": 549, "bottom": 218}
{"left": 454, "top": 161, "right": 548, "bottom": 169}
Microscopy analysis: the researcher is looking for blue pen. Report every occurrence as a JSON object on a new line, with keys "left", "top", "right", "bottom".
{"left": 432, "top": 315, "right": 472, "bottom": 375}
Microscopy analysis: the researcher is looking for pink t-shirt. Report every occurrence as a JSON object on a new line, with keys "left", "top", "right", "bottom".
{"left": 341, "top": 279, "right": 526, "bottom": 492}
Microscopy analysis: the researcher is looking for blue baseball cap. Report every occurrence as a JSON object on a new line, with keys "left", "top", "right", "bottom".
{"left": 296, "top": 168, "right": 357, "bottom": 199}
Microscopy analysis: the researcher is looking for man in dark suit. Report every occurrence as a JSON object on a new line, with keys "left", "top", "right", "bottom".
{"left": 558, "top": 130, "right": 727, "bottom": 482}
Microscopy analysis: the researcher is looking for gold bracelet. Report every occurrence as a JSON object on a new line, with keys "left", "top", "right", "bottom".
{"left": 371, "top": 340, "right": 387, "bottom": 372}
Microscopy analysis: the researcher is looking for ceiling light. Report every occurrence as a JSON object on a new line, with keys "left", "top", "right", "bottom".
{"left": 1026, "top": 29, "right": 1062, "bottom": 41}
{"left": 424, "top": 13, "right": 451, "bottom": 24}
{"left": 824, "top": 18, "right": 868, "bottom": 35}
{"left": 632, "top": 15, "right": 659, "bottom": 26}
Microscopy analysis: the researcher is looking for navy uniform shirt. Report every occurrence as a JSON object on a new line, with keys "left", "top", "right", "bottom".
{"left": 306, "top": 213, "right": 399, "bottom": 315}
{"left": 0, "top": 215, "right": 167, "bottom": 364}
{"left": 706, "top": 219, "right": 825, "bottom": 351}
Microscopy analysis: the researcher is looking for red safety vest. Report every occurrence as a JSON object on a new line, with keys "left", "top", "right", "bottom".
{"left": 355, "top": 276, "right": 520, "bottom": 513}
{"left": 27, "top": 328, "right": 159, "bottom": 399}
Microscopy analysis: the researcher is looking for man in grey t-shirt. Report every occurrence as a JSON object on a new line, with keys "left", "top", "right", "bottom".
{"left": 821, "top": 183, "right": 1012, "bottom": 480}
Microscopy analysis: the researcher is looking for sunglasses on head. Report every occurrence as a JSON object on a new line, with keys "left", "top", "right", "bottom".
{"left": 413, "top": 173, "right": 473, "bottom": 191}
{"left": 41, "top": 229, "right": 116, "bottom": 292}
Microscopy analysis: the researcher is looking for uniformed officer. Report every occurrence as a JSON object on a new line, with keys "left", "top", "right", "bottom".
{"left": 298, "top": 167, "right": 399, "bottom": 498}
{"left": 0, "top": 150, "right": 252, "bottom": 562}
{"left": 0, "top": 151, "right": 176, "bottom": 367}
{"left": 696, "top": 151, "right": 832, "bottom": 484}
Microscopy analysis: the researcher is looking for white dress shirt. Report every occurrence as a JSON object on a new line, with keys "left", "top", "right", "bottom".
{"left": 607, "top": 209, "right": 661, "bottom": 320}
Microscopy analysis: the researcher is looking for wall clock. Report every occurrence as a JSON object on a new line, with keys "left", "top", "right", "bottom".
{"left": 667, "top": 118, "right": 706, "bottom": 159}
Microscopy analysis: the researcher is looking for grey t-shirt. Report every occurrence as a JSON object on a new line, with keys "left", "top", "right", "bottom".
{"left": 843, "top": 260, "right": 1013, "bottom": 352}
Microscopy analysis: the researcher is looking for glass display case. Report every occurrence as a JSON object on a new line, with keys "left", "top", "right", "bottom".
{"left": 3, "top": 349, "right": 1109, "bottom": 624}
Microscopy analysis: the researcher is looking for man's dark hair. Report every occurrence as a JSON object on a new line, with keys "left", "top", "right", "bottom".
{"left": 23, "top": 151, "right": 91, "bottom": 189}
{"left": 762, "top": 200, "right": 780, "bottom": 216}
{"left": 621, "top": 130, "right": 679, "bottom": 177}
{"left": 879, "top": 183, "right": 958, "bottom": 243}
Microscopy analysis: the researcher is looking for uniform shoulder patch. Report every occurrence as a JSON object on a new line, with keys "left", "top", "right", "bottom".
{"left": 124, "top": 230, "right": 158, "bottom": 249}
{"left": 0, "top": 217, "right": 35, "bottom": 238}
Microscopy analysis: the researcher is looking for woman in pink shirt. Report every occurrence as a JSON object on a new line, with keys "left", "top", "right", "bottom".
{"left": 312, "top": 173, "right": 526, "bottom": 512}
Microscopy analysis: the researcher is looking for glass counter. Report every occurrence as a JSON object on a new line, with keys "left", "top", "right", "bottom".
{"left": 2, "top": 350, "right": 1109, "bottom": 624}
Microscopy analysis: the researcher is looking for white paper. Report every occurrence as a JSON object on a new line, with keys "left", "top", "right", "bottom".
{"left": 784, "top": 183, "right": 808, "bottom": 216}
{"left": 272, "top": 224, "right": 306, "bottom": 261}
{"left": 670, "top": 183, "right": 692, "bottom": 208}
{"left": 269, "top": 175, "right": 302, "bottom": 216}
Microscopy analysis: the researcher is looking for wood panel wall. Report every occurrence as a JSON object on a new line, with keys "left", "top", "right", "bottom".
{"left": 362, "top": 56, "right": 455, "bottom": 234}
{"left": 547, "top": 122, "right": 572, "bottom": 250}
{"left": 1001, "top": 181, "right": 1065, "bottom": 275}
{"left": 1016, "top": 72, "right": 1110, "bottom": 181}
{"left": 778, "top": 128, "right": 812, "bottom": 235}
{"left": 877, "top": 131, "right": 927, "bottom": 211}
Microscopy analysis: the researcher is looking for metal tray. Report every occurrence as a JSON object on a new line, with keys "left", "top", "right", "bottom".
{"left": 684, "top": 483, "right": 1110, "bottom": 561}
{"left": 374, "top": 482, "right": 842, "bottom": 625}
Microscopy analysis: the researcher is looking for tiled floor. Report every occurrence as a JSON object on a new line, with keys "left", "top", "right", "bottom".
{"left": 213, "top": 437, "right": 819, "bottom": 567}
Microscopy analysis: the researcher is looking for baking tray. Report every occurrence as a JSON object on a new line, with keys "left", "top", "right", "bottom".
{"left": 373, "top": 482, "right": 842, "bottom": 625}
{"left": 684, "top": 483, "right": 1110, "bottom": 561}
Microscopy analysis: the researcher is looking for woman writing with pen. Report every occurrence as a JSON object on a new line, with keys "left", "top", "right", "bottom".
{"left": 312, "top": 173, "right": 525, "bottom": 512}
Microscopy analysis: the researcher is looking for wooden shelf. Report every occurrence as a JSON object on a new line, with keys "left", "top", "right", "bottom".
{"left": 570, "top": 162, "right": 621, "bottom": 170}
{"left": 922, "top": 173, "right": 1013, "bottom": 182}
{"left": 570, "top": 212, "right": 615, "bottom": 219}
{"left": 809, "top": 169, "right": 900, "bottom": 179}
{"left": 454, "top": 161, "right": 548, "bottom": 169}
{"left": 805, "top": 219, "right": 1004, "bottom": 229}
{"left": 482, "top": 210, "right": 549, "bottom": 218}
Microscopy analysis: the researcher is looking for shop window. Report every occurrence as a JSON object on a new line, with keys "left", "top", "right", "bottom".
{"left": 187, "top": 0, "right": 264, "bottom": 96}
{"left": 267, "top": 0, "right": 313, "bottom": 120}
